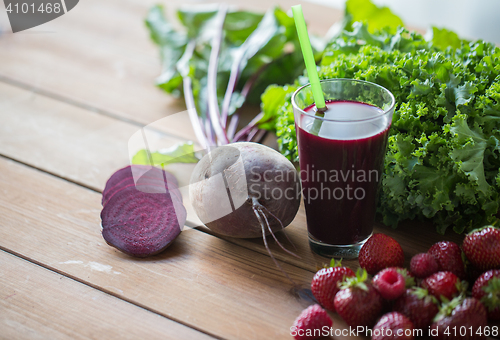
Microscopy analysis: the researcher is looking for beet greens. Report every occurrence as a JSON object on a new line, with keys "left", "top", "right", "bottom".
{"left": 145, "top": 4, "right": 324, "bottom": 147}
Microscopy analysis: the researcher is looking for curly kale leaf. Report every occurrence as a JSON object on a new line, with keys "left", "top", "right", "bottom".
{"left": 269, "top": 24, "right": 500, "bottom": 233}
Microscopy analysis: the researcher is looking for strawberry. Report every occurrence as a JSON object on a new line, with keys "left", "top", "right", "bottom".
{"left": 472, "top": 269, "right": 500, "bottom": 321}
{"left": 463, "top": 226, "right": 500, "bottom": 271}
{"left": 359, "top": 233, "right": 404, "bottom": 275}
{"left": 393, "top": 287, "right": 439, "bottom": 329}
{"left": 334, "top": 269, "right": 383, "bottom": 327}
{"left": 373, "top": 267, "right": 406, "bottom": 300}
{"left": 310, "top": 259, "right": 355, "bottom": 312}
{"left": 372, "top": 312, "right": 415, "bottom": 340}
{"left": 430, "top": 297, "right": 487, "bottom": 340}
{"left": 428, "top": 241, "right": 466, "bottom": 279}
{"left": 421, "top": 271, "right": 461, "bottom": 301}
{"left": 291, "top": 304, "right": 332, "bottom": 340}
{"left": 410, "top": 253, "right": 439, "bottom": 278}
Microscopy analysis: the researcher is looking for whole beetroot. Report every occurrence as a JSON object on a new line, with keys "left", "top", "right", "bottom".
{"left": 190, "top": 142, "right": 301, "bottom": 239}
{"left": 190, "top": 143, "right": 301, "bottom": 280}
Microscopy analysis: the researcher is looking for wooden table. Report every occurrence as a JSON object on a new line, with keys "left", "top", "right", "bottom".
{"left": 0, "top": 1, "right": 491, "bottom": 339}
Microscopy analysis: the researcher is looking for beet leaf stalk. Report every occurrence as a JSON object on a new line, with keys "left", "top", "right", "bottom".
{"left": 146, "top": 5, "right": 316, "bottom": 147}
{"left": 206, "top": 5, "right": 229, "bottom": 145}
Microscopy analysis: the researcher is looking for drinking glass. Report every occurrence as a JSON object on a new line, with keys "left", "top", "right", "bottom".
{"left": 292, "top": 78, "right": 395, "bottom": 258}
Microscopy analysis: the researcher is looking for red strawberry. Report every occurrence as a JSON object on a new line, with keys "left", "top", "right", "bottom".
{"left": 428, "top": 241, "right": 466, "bottom": 279}
{"left": 421, "top": 271, "right": 461, "bottom": 301}
{"left": 372, "top": 312, "right": 415, "bottom": 340}
{"left": 291, "top": 304, "right": 332, "bottom": 340}
{"left": 393, "top": 287, "right": 439, "bottom": 329}
{"left": 463, "top": 226, "right": 500, "bottom": 271}
{"left": 373, "top": 267, "right": 406, "bottom": 300}
{"left": 359, "top": 234, "right": 404, "bottom": 275}
{"left": 472, "top": 269, "right": 500, "bottom": 321}
{"left": 311, "top": 259, "right": 355, "bottom": 312}
{"left": 430, "top": 297, "right": 487, "bottom": 339}
{"left": 334, "top": 269, "right": 383, "bottom": 327}
{"left": 410, "top": 253, "right": 439, "bottom": 278}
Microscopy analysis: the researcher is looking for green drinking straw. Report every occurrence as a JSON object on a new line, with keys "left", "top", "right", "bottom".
{"left": 292, "top": 5, "right": 327, "bottom": 123}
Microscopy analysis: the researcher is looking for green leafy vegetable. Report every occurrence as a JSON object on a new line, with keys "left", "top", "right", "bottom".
{"left": 146, "top": 5, "right": 188, "bottom": 96}
{"left": 344, "top": 0, "right": 403, "bottom": 34}
{"left": 145, "top": 4, "right": 322, "bottom": 146}
{"left": 132, "top": 142, "right": 199, "bottom": 166}
{"left": 264, "top": 7, "right": 500, "bottom": 233}
{"left": 429, "top": 27, "right": 462, "bottom": 50}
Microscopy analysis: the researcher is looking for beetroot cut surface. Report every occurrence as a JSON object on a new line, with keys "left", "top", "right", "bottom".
{"left": 102, "top": 165, "right": 178, "bottom": 204}
{"left": 102, "top": 178, "right": 182, "bottom": 207}
{"left": 101, "top": 189, "right": 184, "bottom": 257}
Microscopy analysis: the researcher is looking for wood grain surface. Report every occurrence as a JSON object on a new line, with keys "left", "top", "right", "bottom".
{"left": 0, "top": 0, "right": 494, "bottom": 339}
{"left": 0, "top": 251, "right": 215, "bottom": 340}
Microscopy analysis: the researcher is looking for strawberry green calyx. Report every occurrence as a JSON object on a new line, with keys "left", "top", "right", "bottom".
{"left": 329, "top": 258, "right": 343, "bottom": 268}
{"left": 433, "top": 296, "right": 464, "bottom": 322}
{"left": 481, "top": 277, "right": 500, "bottom": 312}
{"left": 409, "top": 287, "right": 439, "bottom": 305}
{"left": 397, "top": 268, "right": 416, "bottom": 288}
{"left": 467, "top": 225, "right": 499, "bottom": 235}
{"left": 457, "top": 280, "right": 469, "bottom": 294}
{"left": 340, "top": 268, "right": 369, "bottom": 292}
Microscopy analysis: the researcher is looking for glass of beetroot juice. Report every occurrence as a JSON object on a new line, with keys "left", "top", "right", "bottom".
{"left": 292, "top": 78, "right": 395, "bottom": 258}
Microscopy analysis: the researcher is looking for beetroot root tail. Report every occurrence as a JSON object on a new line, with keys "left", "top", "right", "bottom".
{"left": 257, "top": 207, "right": 300, "bottom": 258}
{"left": 252, "top": 205, "right": 297, "bottom": 287}
{"left": 258, "top": 204, "right": 298, "bottom": 252}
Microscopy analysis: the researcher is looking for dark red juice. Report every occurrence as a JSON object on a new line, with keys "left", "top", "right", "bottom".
{"left": 296, "top": 100, "right": 390, "bottom": 245}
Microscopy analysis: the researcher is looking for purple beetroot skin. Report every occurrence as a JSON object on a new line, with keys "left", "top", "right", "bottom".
{"left": 101, "top": 166, "right": 185, "bottom": 257}
{"left": 102, "top": 165, "right": 179, "bottom": 205}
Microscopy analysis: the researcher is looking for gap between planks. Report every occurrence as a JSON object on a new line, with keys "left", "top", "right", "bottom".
{"left": 0, "top": 249, "right": 218, "bottom": 340}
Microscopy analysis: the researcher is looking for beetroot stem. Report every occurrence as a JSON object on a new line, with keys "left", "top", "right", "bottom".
{"left": 220, "top": 52, "right": 243, "bottom": 127}
{"left": 183, "top": 76, "right": 208, "bottom": 149}
{"left": 233, "top": 112, "right": 264, "bottom": 142}
{"left": 251, "top": 129, "right": 268, "bottom": 143}
{"left": 180, "top": 40, "right": 209, "bottom": 148}
{"left": 206, "top": 4, "right": 229, "bottom": 145}
{"left": 246, "top": 127, "right": 259, "bottom": 142}
{"left": 227, "top": 113, "right": 239, "bottom": 140}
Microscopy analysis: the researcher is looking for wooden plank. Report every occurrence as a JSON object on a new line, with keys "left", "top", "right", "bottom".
{"left": 0, "top": 81, "right": 465, "bottom": 275}
{"left": 0, "top": 0, "right": 342, "bottom": 140}
{"left": 0, "top": 157, "right": 360, "bottom": 340}
{"left": 0, "top": 81, "right": 190, "bottom": 192}
{"left": 0, "top": 250, "right": 214, "bottom": 340}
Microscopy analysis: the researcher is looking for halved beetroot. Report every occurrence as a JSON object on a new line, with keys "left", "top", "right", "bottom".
{"left": 103, "top": 166, "right": 178, "bottom": 197}
{"left": 101, "top": 187, "right": 186, "bottom": 257}
{"left": 101, "top": 166, "right": 186, "bottom": 257}
{"left": 102, "top": 165, "right": 179, "bottom": 205}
